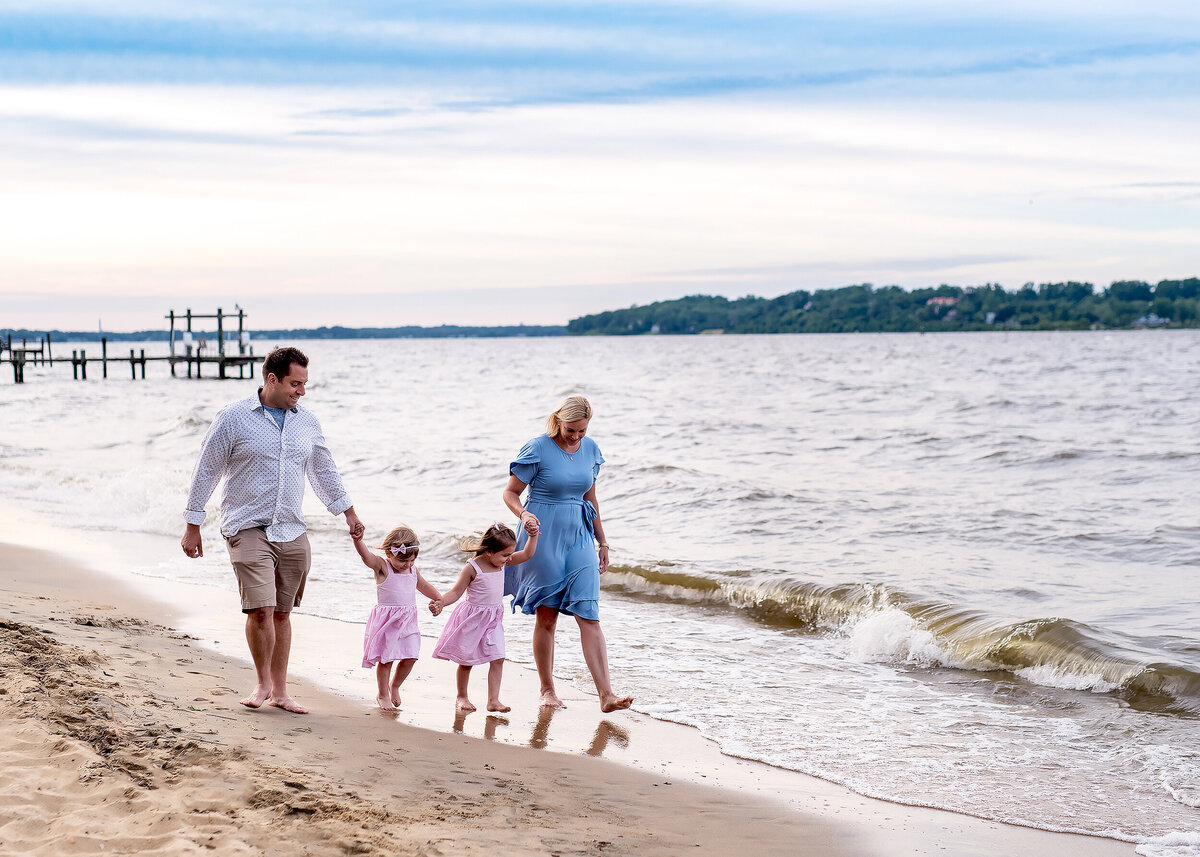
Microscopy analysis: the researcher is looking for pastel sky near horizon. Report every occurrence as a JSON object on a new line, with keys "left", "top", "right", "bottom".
{"left": 2, "top": 1, "right": 1198, "bottom": 331}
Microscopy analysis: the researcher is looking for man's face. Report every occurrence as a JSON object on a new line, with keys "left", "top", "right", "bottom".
{"left": 263, "top": 362, "right": 308, "bottom": 409}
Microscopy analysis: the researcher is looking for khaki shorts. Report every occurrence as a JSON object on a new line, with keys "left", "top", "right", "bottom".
{"left": 225, "top": 528, "right": 311, "bottom": 613}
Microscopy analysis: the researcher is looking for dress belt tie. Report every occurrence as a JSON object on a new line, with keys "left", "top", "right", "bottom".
{"left": 525, "top": 497, "right": 598, "bottom": 534}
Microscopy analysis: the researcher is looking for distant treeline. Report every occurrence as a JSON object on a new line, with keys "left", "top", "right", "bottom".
{"left": 8, "top": 279, "right": 1200, "bottom": 342}
{"left": 1, "top": 324, "right": 567, "bottom": 343}
{"left": 567, "top": 278, "right": 1200, "bottom": 335}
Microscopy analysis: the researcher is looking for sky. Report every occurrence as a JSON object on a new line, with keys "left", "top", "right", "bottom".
{"left": 1, "top": 1, "right": 1198, "bottom": 331}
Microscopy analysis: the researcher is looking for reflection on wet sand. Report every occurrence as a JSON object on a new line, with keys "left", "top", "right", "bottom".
{"left": 586, "top": 720, "right": 630, "bottom": 757}
{"left": 452, "top": 708, "right": 510, "bottom": 741}
{"left": 525, "top": 709, "right": 632, "bottom": 758}
{"left": 484, "top": 714, "right": 508, "bottom": 741}
{"left": 530, "top": 705, "right": 555, "bottom": 749}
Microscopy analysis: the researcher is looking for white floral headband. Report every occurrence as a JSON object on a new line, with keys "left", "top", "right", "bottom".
{"left": 388, "top": 544, "right": 416, "bottom": 556}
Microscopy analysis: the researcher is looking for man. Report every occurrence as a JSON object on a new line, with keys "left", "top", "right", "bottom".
{"left": 181, "top": 346, "right": 364, "bottom": 714}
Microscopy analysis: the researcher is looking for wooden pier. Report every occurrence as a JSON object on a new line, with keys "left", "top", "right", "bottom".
{"left": 0, "top": 333, "right": 53, "bottom": 383}
{"left": 2, "top": 308, "right": 265, "bottom": 384}
{"left": 165, "top": 308, "right": 261, "bottom": 379}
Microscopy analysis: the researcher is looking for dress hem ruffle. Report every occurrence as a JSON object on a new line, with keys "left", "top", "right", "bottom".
{"left": 511, "top": 582, "right": 599, "bottom": 621}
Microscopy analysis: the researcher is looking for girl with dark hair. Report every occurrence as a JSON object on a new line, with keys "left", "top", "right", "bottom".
{"left": 431, "top": 521, "right": 539, "bottom": 712}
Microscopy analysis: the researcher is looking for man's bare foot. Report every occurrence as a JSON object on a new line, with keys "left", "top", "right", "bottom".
{"left": 600, "top": 693, "right": 633, "bottom": 713}
{"left": 487, "top": 700, "right": 511, "bottom": 713}
{"left": 240, "top": 684, "right": 271, "bottom": 709}
{"left": 376, "top": 694, "right": 396, "bottom": 712}
{"left": 267, "top": 695, "right": 309, "bottom": 714}
{"left": 456, "top": 697, "right": 477, "bottom": 712}
{"left": 539, "top": 691, "right": 567, "bottom": 709}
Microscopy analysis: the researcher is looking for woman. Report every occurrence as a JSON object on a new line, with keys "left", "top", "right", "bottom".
{"left": 503, "top": 395, "right": 633, "bottom": 712}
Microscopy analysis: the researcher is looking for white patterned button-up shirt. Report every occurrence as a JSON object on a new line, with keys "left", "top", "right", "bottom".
{"left": 184, "top": 391, "right": 353, "bottom": 541}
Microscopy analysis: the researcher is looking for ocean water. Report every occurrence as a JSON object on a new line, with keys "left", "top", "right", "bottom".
{"left": 2, "top": 332, "right": 1198, "bottom": 854}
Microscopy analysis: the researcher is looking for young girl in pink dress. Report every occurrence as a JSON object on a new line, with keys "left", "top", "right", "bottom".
{"left": 353, "top": 524, "right": 442, "bottom": 712}
{"left": 431, "top": 521, "right": 539, "bottom": 713}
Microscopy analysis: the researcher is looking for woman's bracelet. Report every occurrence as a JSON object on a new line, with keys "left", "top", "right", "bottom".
{"left": 598, "top": 542, "right": 610, "bottom": 548}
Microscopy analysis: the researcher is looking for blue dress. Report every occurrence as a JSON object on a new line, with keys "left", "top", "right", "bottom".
{"left": 504, "top": 434, "right": 605, "bottom": 620}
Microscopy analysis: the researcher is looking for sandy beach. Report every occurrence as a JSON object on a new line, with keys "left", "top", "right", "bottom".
{"left": 0, "top": 523, "right": 1137, "bottom": 856}
{"left": 0, "top": 540, "right": 856, "bottom": 856}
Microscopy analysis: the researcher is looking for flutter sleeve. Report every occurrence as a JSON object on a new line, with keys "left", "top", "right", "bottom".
{"left": 590, "top": 439, "right": 605, "bottom": 480}
{"left": 509, "top": 436, "right": 542, "bottom": 485}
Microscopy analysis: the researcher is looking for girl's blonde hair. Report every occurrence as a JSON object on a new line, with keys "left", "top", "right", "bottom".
{"left": 546, "top": 395, "right": 593, "bottom": 438}
{"left": 378, "top": 524, "right": 420, "bottom": 558}
{"left": 460, "top": 522, "right": 517, "bottom": 556}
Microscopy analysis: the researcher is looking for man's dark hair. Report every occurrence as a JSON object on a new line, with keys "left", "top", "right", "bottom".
{"left": 263, "top": 346, "right": 309, "bottom": 382}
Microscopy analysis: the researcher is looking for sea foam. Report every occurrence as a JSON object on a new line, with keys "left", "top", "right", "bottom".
{"left": 845, "top": 608, "right": 956, "bottom": 668}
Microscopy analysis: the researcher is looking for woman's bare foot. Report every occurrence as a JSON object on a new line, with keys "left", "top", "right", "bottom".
{"left": 539, "top": 690, "right": 567, "bottom": 709}
{"left": 376, "top": 694, "right": 396, "bottom": 712}
{"left": 240, "top": 684, "right": 271, "bottom": 709}
{"left": 487, "top": 700, "right": 511, "bottom": 713}
{"left": 267, "top": 694, "right": 309, "bottom": 714}
{"left": 599, "top": 693, "right": 633, "bottom": 713}
{"left": 456, "top": 697, "right": 477, "bottom": 712}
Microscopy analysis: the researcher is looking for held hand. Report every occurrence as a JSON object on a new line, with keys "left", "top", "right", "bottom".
{"left": 520, "top": 511, "right": 540, "bottom": 535}
{"left": 345, "top": 509, "right": 365, "bottom": 540}
{"left": 598, "top": 544, "right": 610, "bottom": 573}
{"left": 429, "top": 600, "right": 443, "bottom": 616}
{"left": 181, "top": 526, "right": 203, "bottom": 559}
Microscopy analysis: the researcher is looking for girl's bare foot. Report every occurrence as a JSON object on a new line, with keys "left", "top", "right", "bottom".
{"left": 599, "top": 692, "right": 633, "bottom": 713}
{"left": 376, "top": 694, "right": 396, "bottom": 712}
{"left": 390, "top": 689, "right": 402, "bottom": 708}
{"left": 539, "top": 691, "right": 567, "bottom": 709}
{"left": 487, "top": 700, "right": 511, "bottom": 713}
{"left": 456, "top": 697, "right": 477, "bottom": 712}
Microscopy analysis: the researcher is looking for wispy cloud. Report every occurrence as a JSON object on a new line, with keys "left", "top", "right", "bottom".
{"left": 0, "top": 112, "right": 269, "bottom": 146}
{"left": 0, "top": 3, "right": 1196, "bottom": 106}
{"left": 664, "top": 255, "right": 1036, "bottom": 281}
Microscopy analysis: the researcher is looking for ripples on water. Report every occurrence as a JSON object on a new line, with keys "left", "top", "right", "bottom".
{"left": 2, "top": 331, "right": 1198, "bottom": 851}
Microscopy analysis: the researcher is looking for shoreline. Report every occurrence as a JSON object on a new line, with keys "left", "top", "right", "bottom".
{"left": 1, "top": 539, "right": 857, "bottom": 857}
{"left": 0, "top": 505, "right": 1137, "bottom": 856}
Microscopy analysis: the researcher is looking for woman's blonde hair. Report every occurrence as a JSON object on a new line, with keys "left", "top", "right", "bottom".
{"left": 546, "top": 395, "right": 593, "bottom": 438}
{"left": 378, "top": 524, "right": 420, "bottom": 558}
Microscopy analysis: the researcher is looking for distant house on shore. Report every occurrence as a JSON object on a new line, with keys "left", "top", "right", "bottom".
{"left": 926, "top": 296, "right": 959, "bottom": 320}
{"left": 925, "top": 296, "right": 958, "bottom": 308}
